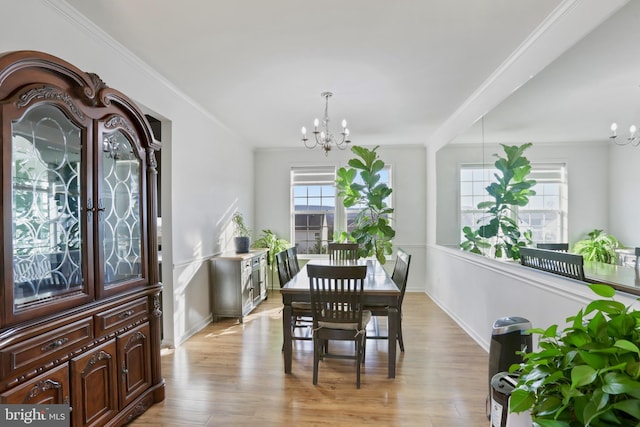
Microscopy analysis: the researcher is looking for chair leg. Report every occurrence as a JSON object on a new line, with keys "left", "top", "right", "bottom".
{"left": 398, "top": 317, "right": 405, "bottom": 352}
{"left": 362, "top": 333, "right": 366, "bottom": 364}
{"left": 313, "top": 338, "right": 320, "bottom": 385}
{"left": 356, "top": 338, "right": 362, "bottom": 389}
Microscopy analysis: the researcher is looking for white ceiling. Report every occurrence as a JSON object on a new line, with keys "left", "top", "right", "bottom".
{"left": 62, "top": 0, "right": 635, "bottom": 150}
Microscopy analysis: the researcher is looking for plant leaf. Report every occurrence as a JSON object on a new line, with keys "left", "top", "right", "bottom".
{"left": 509, "top": 388, "right": 535, "bottom": 413}
{"left": 615, "top": 339, "right": 640, "bottom": 356}
{"left": 589, "top": 283, "right": 616, "bottom": 298}
{"left": 612, "top": 399, "right": 640, "bottom": 419}
{"left": 571, "top": 365, "right": 597, "bottom": 389}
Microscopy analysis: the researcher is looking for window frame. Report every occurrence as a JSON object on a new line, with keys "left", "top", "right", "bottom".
{"left": 459, "top": 162, "right": 567, "bottom": 245}
{"left": 290, "top": 164, "right": 393, "bottom": 257}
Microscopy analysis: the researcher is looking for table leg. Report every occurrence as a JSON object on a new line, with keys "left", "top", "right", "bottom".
{"left": 387, "top": 306, "right": 398, "bottom": 378}
{"left": 283, "top": 304, "right": 293, "bottom": 373}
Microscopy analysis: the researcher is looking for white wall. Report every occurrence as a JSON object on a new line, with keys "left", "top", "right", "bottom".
{"left": 426, "top": 245, "right": 640, "bottom": 351}
{"left": 436, "top": 141, "right": 610, "bottom": 247}
{"left": 609, "top": 144, "right": 640, "bottom": 246}
{"left": 2, "top": 0, "right": 255, "bottom": 347}
{"left": 254, "top": 145, "right": 427, "bottom": 291}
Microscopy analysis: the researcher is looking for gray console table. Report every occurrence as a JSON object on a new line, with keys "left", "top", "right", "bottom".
{"left": 210, "top": 249, "right": 268, "bottom": 322}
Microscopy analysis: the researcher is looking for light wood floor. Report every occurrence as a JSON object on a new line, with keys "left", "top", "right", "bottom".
{"left": 130, "top": 291, "right": 490, "bottom": 426}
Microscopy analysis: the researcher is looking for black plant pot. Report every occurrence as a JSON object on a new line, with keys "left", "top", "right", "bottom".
{"left": 234, "top": 236, "right": 251, "bottom": 253}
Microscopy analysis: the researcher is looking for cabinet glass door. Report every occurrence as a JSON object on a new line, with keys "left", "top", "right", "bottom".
{"left": 101, "top": 130, "right": 142, "bottom": 287}
{"left": 11, "top": 104, "right": 84, "bottom": 308}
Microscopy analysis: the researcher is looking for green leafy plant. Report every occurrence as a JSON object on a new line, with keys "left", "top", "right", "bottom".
{"left": 335, "top": 145, "right": 395, "bottom": 264}
{"left": 253, "top": 229, "right": 290, "bottom": 267}
{"left": 460, "top": 143, "right": 536, "bottom": 260}
{"left": 232, "top": 212, "right": 251, "bottom": 237}
{"left": 510, "top": 283, "right": 640, "bottom": 426}
{"left": 572, "top": 229, "right": 622, "bottom": 265}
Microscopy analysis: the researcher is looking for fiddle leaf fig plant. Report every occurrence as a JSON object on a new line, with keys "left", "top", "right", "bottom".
{"left": 335, "top": 145, "right": 395, "bottom": 264}
{"left": 510, "top": 284, "right": 640, "bottom": 426}
{"left": 460, "top": 143, "right": 536, "bottom": 260}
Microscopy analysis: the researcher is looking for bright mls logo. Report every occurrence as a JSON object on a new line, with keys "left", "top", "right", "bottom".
{"left": 0, "top": 405, "right": 69, "bottom": 426}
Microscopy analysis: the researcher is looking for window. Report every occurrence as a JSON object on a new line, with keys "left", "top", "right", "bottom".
{"left": 345, "top": 165, "right": 392, "bottom": 234}
{"left": 291, "top": 167, "right": 336, "bottom": 255}
{"left": 291, "top": 165, "right": 392, "bottom": 255}
{"left": 460, "top": 163, "right": 567, "bottom": 244}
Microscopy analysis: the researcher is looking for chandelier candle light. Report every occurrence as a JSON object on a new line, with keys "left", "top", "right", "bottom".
{"left": 301, "top": 91, "right": 351, "bottom": 155}
{"left": 610, "top": 121, "right": 640, "bottom": 146}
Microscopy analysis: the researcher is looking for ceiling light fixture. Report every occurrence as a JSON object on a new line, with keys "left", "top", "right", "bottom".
{"left": 102, "top": 135, "right": 121, "bottom": 159}
{"left": 301, "top": 91, "right": 351, "bottom": 156}
{"left": 610, "top": 121, "right": 640, "bottom": 146}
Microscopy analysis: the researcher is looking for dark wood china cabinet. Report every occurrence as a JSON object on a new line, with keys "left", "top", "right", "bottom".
{"left": 0, "top": 51, "right": 164, "bottom": 426}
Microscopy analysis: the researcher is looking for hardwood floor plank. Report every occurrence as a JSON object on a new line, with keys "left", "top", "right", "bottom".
{"left": 129, "top": 291, "right": 489, "bottom": 426}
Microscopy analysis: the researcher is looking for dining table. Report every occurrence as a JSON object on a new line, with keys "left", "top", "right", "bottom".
{"left": 281, "top": 258, "right": 401, "bottom": 378}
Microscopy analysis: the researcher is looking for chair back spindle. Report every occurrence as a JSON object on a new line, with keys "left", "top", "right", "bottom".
{"left": 327, "top": 242, "right": 359, "bottom": 262}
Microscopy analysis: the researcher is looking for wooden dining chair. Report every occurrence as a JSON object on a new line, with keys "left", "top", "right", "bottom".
{"left": 286, "top": 246, "right": 300, "bottom": 276}
{"left": 327, "top": 242, "right": 359, "bottom": 261}
{"left": 308, "top": 264, "right": 370, "bottom": 388}
{"left": 275, "top": 249, "right": 291, "bottom": 288}
{"left": 276, "top": 249, "right": 312, "bottom": 343}
{"left": 520, "top": 247, "right": 585, "bottom": 281}
{"left": 365, "top": 248, "right": 411, "bottom": 352}
{"left": 536, "top": 243, "right": 569, "bottom": 252}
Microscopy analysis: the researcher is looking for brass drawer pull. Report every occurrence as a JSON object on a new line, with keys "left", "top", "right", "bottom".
{"left": 41, "top": 337, "right": 69, "bottom": 352}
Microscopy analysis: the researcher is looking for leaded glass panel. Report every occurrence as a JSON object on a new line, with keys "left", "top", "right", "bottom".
{"left": 102, "top": 130, "right": 142, "bottom": 286}
{"left": 12, "top": 104, "right": 83, "bottom": 307}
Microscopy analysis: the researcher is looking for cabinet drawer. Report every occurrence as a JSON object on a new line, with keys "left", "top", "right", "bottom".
{"left": 95, "top": 297, "right": 149, "bottom": 336}
{"left": 0, "top": 362, "right": 69, "bottom": 405}
{"left": 2, "top": 318, "right": 93, "bottom": 374}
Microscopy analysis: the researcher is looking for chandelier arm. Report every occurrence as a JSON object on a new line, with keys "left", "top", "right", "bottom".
{"left": 303, "top": 137, "right": 319, "bottom": 149}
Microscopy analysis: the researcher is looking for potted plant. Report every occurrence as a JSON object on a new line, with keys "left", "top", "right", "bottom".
{"left": 232, "top": 212, "right": 251, "bottom": 253}
{"left": 510, "top": 283, "right": 640, "bottom": 426}
{"left": 460, "top": 143, "right": 536, "bottom": 260}
{"left": 572, "top": 229, "right": 622, "bottom": 265}
{"left": 335, "top": 145, "right": 395, "bottom": 264}
{"left": 253, "top": 229, "right": 290, "bottom": 285}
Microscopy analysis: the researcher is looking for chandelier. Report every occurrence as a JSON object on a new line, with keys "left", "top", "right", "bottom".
{"left": 609, "top": 122, "right": 640, "bottom": 146}
{"left": 102, "top": 135, "right": 122, "bottom": 159}
{"left": 301, "top": 91, "right": 351, "bottom": 155}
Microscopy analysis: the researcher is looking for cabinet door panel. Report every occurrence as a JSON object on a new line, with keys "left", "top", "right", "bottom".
{"left": 118, "top": 322, "right": 151, "bottom": 408}
{"left": 71, "top": 340, "right": 118, "bottom": 427}
{"left": 7, "top": 102, "right": 93, "bottom": 325}
{"left": 97, "top": 123, "right": 147, "bottom": 299}
{"left": 0, "top": 363, "right": 69, "bottom": 405}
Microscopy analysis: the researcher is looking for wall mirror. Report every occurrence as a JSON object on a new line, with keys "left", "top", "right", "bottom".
{"left": 436, "top": 1, "right": 640, "bottom": 251}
